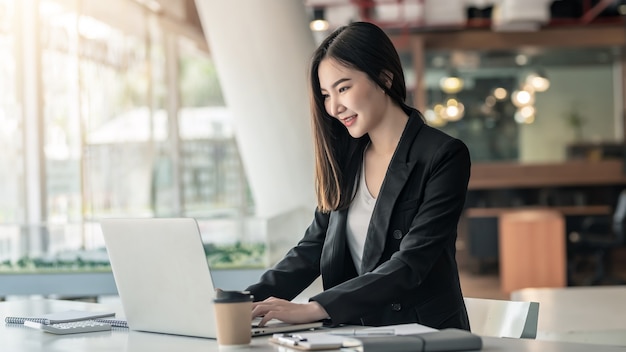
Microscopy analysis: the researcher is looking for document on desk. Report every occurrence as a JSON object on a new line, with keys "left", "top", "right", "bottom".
{"left": 359, "top": 323, "right": 437, "bottom": 335}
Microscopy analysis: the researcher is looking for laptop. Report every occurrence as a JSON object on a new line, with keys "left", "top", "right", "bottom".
{"left": 100, "top": 217, "right": 323, "bottom": 338}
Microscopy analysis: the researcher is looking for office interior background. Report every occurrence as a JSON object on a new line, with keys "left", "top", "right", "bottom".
{"left": 0, "top": 0, "right": 625, "bottom": 300}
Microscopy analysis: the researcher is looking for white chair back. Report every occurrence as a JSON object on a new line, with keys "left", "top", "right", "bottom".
{"left": 464, "top": 297, "right": 539, "bottom": 339}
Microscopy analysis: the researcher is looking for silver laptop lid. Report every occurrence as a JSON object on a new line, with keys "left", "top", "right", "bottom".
{"left": 101, "top": 218, "right": 218, "bottom": 338}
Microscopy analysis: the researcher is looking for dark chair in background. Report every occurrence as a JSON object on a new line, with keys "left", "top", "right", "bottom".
{"left": 568, "top": 190, "right": 626, "bottom": 286}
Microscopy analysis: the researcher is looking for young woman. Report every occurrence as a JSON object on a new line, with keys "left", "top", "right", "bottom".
{"left": 247, "top": 21, "right": 471, "bottom": 330}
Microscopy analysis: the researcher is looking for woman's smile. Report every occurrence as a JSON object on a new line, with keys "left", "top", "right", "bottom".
{"left": 342, "top": 114, "right": 357, "bottom": 127}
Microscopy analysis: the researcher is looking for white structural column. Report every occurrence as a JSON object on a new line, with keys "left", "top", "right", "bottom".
{"left": 194, "top": 1, "right": 316, "bottom": 219}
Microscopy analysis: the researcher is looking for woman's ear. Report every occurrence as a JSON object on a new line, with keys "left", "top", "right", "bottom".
{"left": 380, "top": 70, "right": 393, "bottom": 89}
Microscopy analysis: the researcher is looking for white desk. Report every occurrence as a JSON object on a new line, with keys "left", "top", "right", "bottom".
{"left": 512, "top": 286, "right": 626, "bottom": 346}
{"left": 1, "top": 299, "right": 625, "bottom": 352}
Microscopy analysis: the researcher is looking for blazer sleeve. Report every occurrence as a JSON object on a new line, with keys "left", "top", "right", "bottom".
{"left": 246, "top": 208, "right": 329, "bottom": 302}
{"left": 311, "top": 138, "right": 471, "bottom": 324}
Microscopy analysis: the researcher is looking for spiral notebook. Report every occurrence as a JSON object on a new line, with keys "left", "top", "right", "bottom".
{"left": 5, "top": 309, "right": 115, "bottom": 325}
{"left": 93, "top": 318, "right": 129, "bottom": 328}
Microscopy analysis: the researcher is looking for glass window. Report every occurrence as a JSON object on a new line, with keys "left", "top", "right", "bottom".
{"left": 178, "top": 37, "right": 253, "bottom": 219}
{"left": 421, "top": 47, "right": 620, "bottom": 163}
{"left": 0, "top": 0, "right": 24, "bottom": 224}
{"left": 79, "top": 21, "right": 153, "bottom": 219}
{"left": 40, "top": 1, "right": 82, "bottom": 223}
{"left": 177, "top": 38, "right": 260, "bottom": 266}
{"left": 1, "top": 0, "right": 263, "bottom": 275}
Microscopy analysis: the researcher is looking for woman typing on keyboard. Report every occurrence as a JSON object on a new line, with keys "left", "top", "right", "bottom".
{"left": 247, "top": 21, "right": 471, "bottom": 330}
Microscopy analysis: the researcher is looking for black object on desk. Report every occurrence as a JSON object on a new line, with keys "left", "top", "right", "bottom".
{"left": 356, "top": 329, "right": 482, "bottom": 352}
{"left": 271, "top": 328, "right": 482, "bottom": 351}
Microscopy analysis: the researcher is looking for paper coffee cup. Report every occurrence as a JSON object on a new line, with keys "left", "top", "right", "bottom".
{"left": 213, "top": 290, "right": 254, "bottom": 348}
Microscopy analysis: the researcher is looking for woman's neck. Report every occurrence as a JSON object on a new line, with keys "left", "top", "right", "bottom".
{"left": 367, "top": 103, "right": 409, "bottom": 157}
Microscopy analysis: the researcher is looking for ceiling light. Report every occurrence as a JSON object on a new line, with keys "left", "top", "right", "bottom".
{"left": 424, "top": 109, "right": 447, "bottom": 127}
{"left": 444, "top": 98, "right": 465, "bottom": 121}
{"left": 514, "top": 107, "right": 536, "bottom": 124}
{"left": 520, "top": 106, "right": 535, "bottom": 118}
{"left": 511, "top": 89, "right": 534, "bottom": 107}
{"left": 515, "top": 54, "right": 528, "bottom": 66}
{"left": 493, "top": 87, "right": 508, "bottom": 100}
{"left": 310, "top": 8, "right": 329, "bottom": 32}
{"left": 439, "top": 70, "right": 464, "bottom": 94}
{"left": 525, "top": 70, "right": 550, "bottom": 92}
{"left": 434, "top": 104, "right": 447, "bottom": 121}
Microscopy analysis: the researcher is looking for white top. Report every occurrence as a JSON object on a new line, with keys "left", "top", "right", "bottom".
{"left": 346, "top": 157, "right": 376, "bottom": 271}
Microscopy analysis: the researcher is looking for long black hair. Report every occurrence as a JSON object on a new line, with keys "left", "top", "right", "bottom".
{"left": 309, "top": 22, "right": 407, "bottom": 212}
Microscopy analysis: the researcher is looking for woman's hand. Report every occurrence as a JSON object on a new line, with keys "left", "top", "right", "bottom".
{"left": 252, "top": 297, "right": 329, "bottom": 326}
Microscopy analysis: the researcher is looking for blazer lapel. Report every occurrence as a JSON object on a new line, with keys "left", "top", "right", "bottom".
{"left": 360, "top": 114, "right": 422, "bottom": 274}
{"left": 321, "top": 209, "right": 349, "bottom": 287}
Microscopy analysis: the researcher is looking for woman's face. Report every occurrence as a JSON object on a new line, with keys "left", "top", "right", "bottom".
{"left": 318, "top": 58, "right": 388, "bottom": 138}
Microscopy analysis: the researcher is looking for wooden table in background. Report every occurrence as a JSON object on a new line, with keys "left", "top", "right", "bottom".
{"left": 498, "top": 209, "right": 567, "bottom": 294}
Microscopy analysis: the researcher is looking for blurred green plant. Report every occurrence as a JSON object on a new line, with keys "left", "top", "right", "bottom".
{"left": 564, "top": 107, "right": 587, "bottom": 141}
{"left": 0, "top": 242, "right": 266, "bottom": 273}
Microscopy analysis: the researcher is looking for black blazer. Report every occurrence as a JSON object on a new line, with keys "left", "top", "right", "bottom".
{"left": 247, "top": 108, "right": 471, "bottom": 330}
